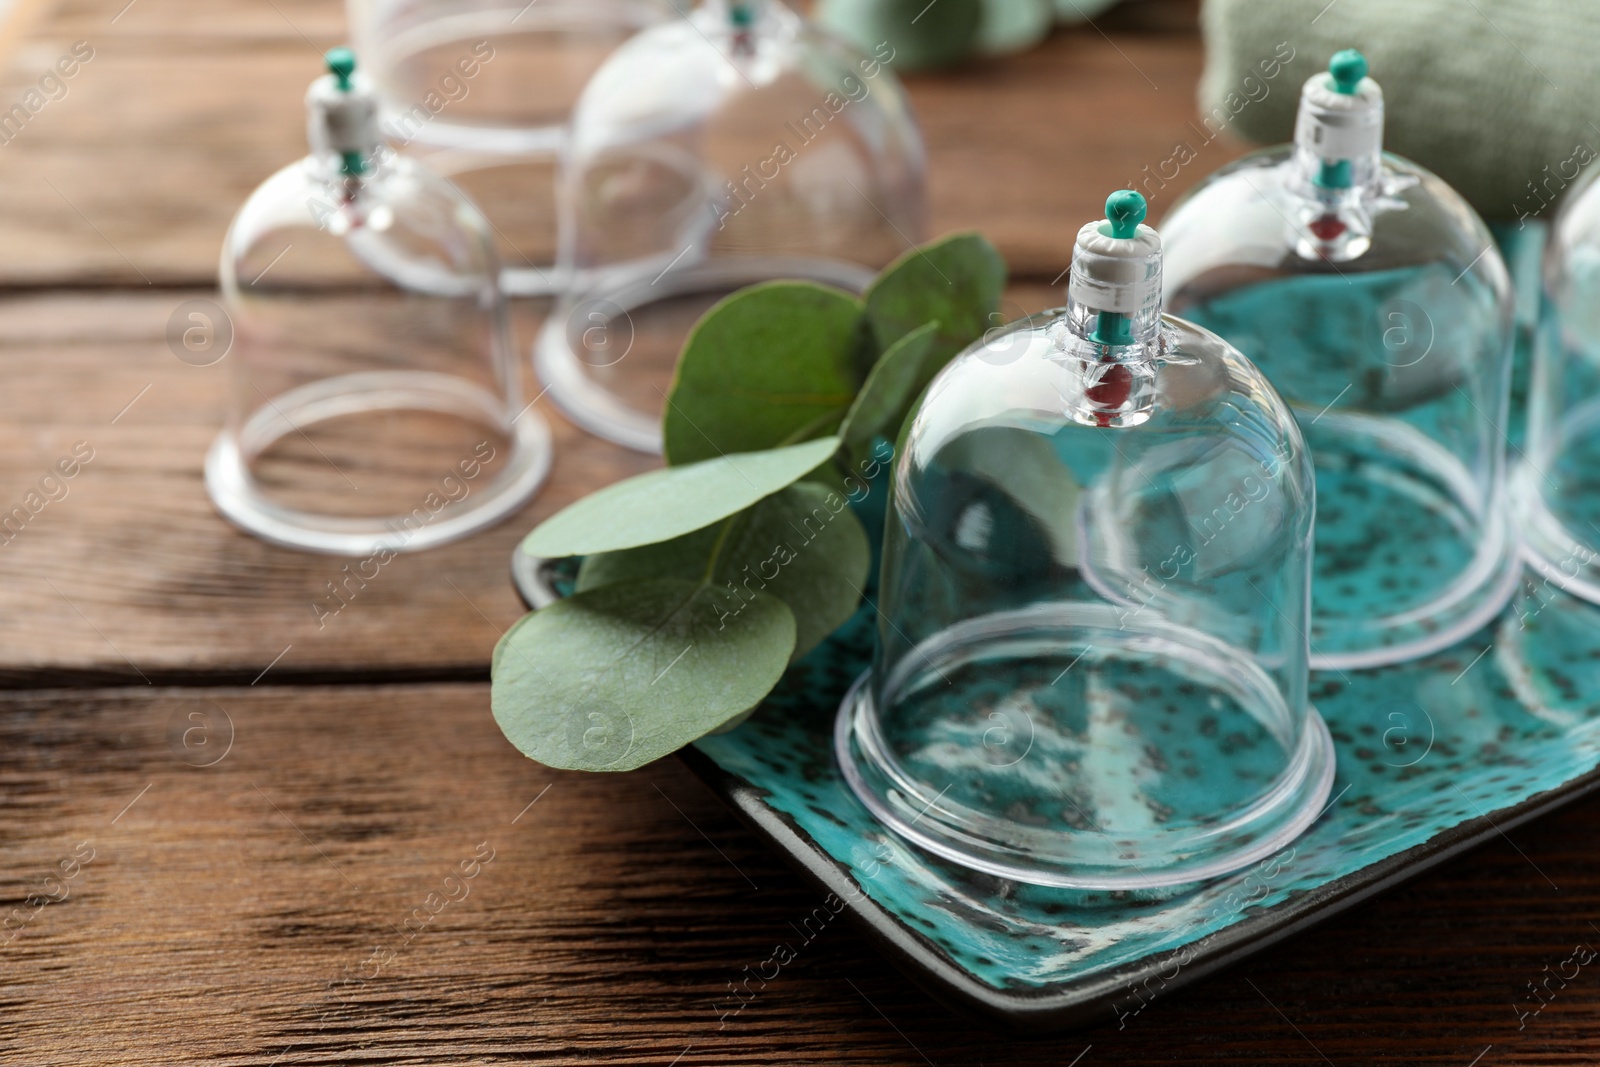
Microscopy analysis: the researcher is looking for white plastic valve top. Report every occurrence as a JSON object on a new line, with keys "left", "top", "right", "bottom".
{"left": 306, "top": 68, "right": 381, "bottom": 167}
{"left": 1294, "top": 68, "right": 1384, "bottom": 169}
{"left": 1068, "top": 219, "right": 1163, "bottom": 318}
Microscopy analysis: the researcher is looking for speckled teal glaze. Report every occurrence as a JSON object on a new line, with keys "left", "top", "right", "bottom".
{"left": 1167, "top": 224, "right": 1545, "bottom": 665}
{"left": 693, "top": 573, "right": 1600, "bottom": 1003}
{"left": 518, "top": 228, "right": 1560, "bottom": 1019}
{"left": 1176, "top": 259, "right": 1511, "bottom": 660}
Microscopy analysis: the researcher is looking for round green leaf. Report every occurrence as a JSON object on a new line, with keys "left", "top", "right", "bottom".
{"left": 1053, "top": 0, "right": 1120, "bottom": 24}
{"left": 576, "top": 524, "right": 724, "bottom": 595}
{"left": 864, "top": 232, "right": 1007, "bottom": 366}
{"left": 664, "top": 282, "right": 866, "bottom": 466}
{"left": 814, "top": 0, "right": 983, "bottom": 70}
{"left": 491, "top": 578, "right": 796, "bottom": 772}
{"left": 492, "top": 610, "right": 533, "bottom": 676}
{"left": 976, "top": 0, "right": 1054, "bottom": 56}
{"left": 937, "top": 424, "right": 1082, "bottom": 565}
{"left": 839, "top": 322, "right": 942, "bottom": 452}
{"left": 522, "top": 436, "right": 841, "bottom": 558}
{"left": 578, "top": 482, "right": 870, "bottom": 660}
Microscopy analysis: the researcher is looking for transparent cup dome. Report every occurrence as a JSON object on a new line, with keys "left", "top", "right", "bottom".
{"left": 1513, "top": 173, "right": 1600, "bottom": 602}
{"left": 536, "top": 0, "right": 927, "bottom": 452}
{"left": 206, "top": 50, "right": 552, "bottom": 556}
{"left": 347, "top": 0, "right": 679, "bottom": 295}
{"left": 1160, "top": 51, "right": 1519, "bottom": 670}
{"left": 835, "top": 192, "right": 1335, "bottom": 890}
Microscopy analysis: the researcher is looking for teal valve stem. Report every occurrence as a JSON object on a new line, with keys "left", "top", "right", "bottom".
{"left": 326, "top": 47, "right": 357, "bottom": 92}
{"left": 324, "top": 48, "right": 367, "bottom": 176}
{"left": 1315, "top": 50, "right": 1367, "bottom": 189}
{"left": 1090, "top": 312, "right": 1135, "bottom": 347}
{"left": 1316, "top": 158, "right": 1353, "bottom": 189}
{"left": 729, "top": 1, "right": 754, "bottom": 28}
{"left": 1090, "top": 190, "right": 1145, "bottom": 346}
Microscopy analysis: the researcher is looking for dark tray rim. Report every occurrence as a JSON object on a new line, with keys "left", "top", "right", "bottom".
{"left": 677, "top": 744, "right": 1600, "bottom": 1033}
{"left": 514, "top": 546, "right": 1599, "bottom": 1032}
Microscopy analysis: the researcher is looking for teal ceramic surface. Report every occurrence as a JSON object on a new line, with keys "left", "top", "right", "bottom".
{"left": 513, "top": 551, "right": 1600, "bottom": 1031}
{"left": 508, "top": 222, "right": 1573, "bottom": 1031}
{"left": 688, "top": 579, "right": 1600, "bottom": 1030}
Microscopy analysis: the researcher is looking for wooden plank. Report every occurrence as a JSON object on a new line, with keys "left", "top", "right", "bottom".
{"left": 0, "top": 0, "right": 1233, "bottom": 287}
{"left": 36, "top": 0, "right": 1193, "bottom": 41}
{"left": 0, "top": 286, "right": 1063, "bottom": 683}
{"left": 2, "top": 682, "right": 1598, "bottom": 1064}
{"left": 914, "top": 27, "right": 1233, "bottom": 277}
{"left": 0, "top": 291, "right": 638, "bottom": 683}
{"left": 45, "top": 0, "right": 349, "bottom": 39}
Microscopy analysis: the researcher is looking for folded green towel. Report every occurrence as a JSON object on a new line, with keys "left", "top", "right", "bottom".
{"left": 1199, "top": 0, "right": 1600, "bottom": 222}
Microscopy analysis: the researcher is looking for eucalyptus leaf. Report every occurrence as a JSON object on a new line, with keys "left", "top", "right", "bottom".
{"left": 975, "top": 0, "right": 1054, "bottom": 56}
{"left": 839, "top": 322, "right": 942, "bottom": 453}
{"left": 575, "top": 526, "right": 723, "bottom": 596}
{"left": 864, "top": 232, "right": 1007, "bottom": 366}
{"left": 1053, "top": 0, "right": 1121, "bottom": 24}
{"left": 578, "top": 482, "right": 870, "bottom": 660}
{"left": 492, "top": 578, "right": 796, "bottom": 772}
{"left": 664, "top": 282, "right": 867, "bottom": 466}
{"left": 522, "top": 436, "right": 841, "bottom": 558}
{"left": 936, "top": 424, "right": 1082, "bottom": 566}
{"left": 813, "top": 0, "right": 983, "bottom": 70}
{"left": 491, "top": 611, "right": 531, "bottom": 676}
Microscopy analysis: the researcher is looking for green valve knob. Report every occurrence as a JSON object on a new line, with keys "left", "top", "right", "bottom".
{"left": 1329, "top": 49, "right": 1367, "bottom": 94}
{"left": 1104, "top": 189, "right": 1146, "bottom": 240}
{"left": 326, "top": 47, "right": 357, "bottom": 91}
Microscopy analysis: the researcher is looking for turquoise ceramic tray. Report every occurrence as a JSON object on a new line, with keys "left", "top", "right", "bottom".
{"left": 511, "top": 550, "right": 1600, "bottom": 1032}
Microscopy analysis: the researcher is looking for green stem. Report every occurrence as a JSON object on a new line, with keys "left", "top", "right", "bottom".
{"left": 697, "top": 512, "right": 746, "bottom": 586}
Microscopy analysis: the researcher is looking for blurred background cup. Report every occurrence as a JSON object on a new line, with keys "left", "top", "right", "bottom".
{"left": 534, "top": 0, "right": 928, "bottom": 453}
{"left": 347, "top": 0, "right": 680, "bottom": 295}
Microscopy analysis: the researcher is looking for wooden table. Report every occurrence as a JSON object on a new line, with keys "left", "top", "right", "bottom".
{"left": 2, "top": 1, "right": 1596, "bottom": 1063}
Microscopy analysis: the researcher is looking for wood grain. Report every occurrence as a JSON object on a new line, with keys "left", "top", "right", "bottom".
{"left": 11, "top": 3, "right": 1592, "bottom": 1064}
{"left": 2, "top": 683, "right": 1599, "bottom": 1066}
{"left": 0, "top": 291, "right": 633, "bottom": 683}
{"left": 0, "top": 0, "right": 1234, "bottom": 287}
{"left": 0, "top": 285, "right": 1063, "bottom": 683}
